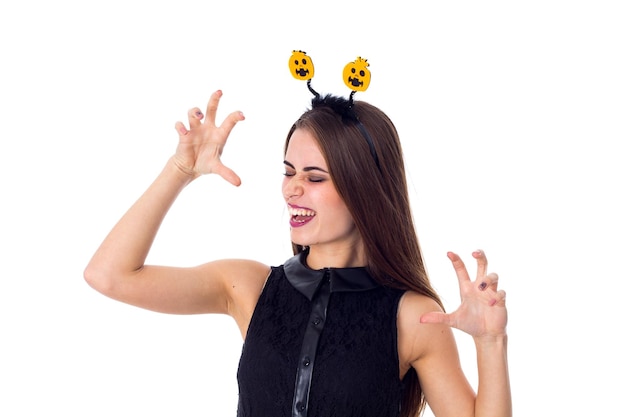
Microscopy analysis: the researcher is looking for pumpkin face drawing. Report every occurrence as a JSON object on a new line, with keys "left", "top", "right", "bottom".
{"left": 343, "top": 57, "right": 370, "bottom": 92}
{"left": 289, "top": 50, "right": 315, "bottom": 81}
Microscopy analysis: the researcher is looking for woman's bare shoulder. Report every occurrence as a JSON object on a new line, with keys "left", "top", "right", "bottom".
{"left": 200, "top": 258, "right": 272, "bottom": 336}
{"left": 204, "top": 258, "right": 272, "bottom": 281}
{"left": 397, "top": 290, "right": 444, "bottom": 319}
{"left": 397, "top": 290, "right": 452, "bottom": 367}
{"left": 198, "top": 258, "right": 272, "bottom": 308}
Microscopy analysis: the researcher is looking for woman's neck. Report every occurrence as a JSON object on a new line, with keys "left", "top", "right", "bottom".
{"left": 304, "top": 243, "right": 367, "bottom": 270}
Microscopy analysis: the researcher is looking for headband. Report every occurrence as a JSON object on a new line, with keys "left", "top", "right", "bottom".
{"left": 288, "top": 51, "right": 381, "bottom": 171}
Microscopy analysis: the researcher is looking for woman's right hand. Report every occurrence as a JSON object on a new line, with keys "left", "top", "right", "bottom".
{"left": 173, "top": 90, "right": 245, "bottom": 186}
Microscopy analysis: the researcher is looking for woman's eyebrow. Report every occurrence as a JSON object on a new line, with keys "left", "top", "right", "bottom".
{"left": 283, "top": 160, "right": 329, "bottom": 173}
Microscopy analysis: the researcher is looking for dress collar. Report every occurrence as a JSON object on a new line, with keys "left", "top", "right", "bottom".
{"left": 283, "top": 252, "right": 380, "bottom": 301}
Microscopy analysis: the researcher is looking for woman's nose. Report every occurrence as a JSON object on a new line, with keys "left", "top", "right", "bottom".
{"left": 283, "top": 178, "right": 303, "bottom": 200}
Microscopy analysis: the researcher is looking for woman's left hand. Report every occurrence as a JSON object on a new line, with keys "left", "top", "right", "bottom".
{"left": 420, "top": 250, "right": 508, "bottom": 339}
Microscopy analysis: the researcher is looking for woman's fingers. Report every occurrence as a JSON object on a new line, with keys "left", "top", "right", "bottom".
{"left": 172, "top": 91, "right": 244, "bottom": 185}
{"left": 450, "top": 250, "right": 500, "bottom": 296}
{"left": 219, "top": 110, "right": 246, "bottom": 136}
{"left": 187, "top": 92, "right": 245, "bottom": 144}
{"left": 487, "top": 272, "right": 499, "bottom": 291}
{"left": 187, "top": 107, "right": 204, "bottom": 129}
{"left": 174, "top": 121, "right": 188, "bottom": 136}
{"left": 420, "top": 311, "right": 452, "bottom": 326}
{"left": 447, "top": 251, "right": 471, "bottom": 284}
{"left": 213, "top": 163, "right": 241, "bottom": 187}
{"left": 175, "top": 106, "right": 203, "bottom": 136}
{"left": 205, "top": 90, "right": 223, "bottom": 125}
{"left": 491, "top": 289, "right": 507, "bottom": 306}
{"left": 478, "top": 272, "right": 499, "bottom": 291}
{"left": 473, "top": 249, "right": 488, "bottom": 279}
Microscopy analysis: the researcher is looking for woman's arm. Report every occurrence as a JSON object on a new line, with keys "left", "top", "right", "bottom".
{"left": 399, "top": 250, "right": 511, "bottom": 417}
{"left": 84, "top": 91, "right": 269, "bottom": 325}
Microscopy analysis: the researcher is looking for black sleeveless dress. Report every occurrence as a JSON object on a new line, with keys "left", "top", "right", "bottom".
{"left": 237, "top": 252, "right": 407, "bottom": 417}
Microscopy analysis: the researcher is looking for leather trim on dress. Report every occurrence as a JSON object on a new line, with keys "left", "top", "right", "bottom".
{"left": 283, "top": 252, "right": 381, "bottom": 417}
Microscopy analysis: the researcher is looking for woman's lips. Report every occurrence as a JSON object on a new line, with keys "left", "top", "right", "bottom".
{"left": 288, "top": 204, "right": 316, "bottom": 228}
{"left": 290, "top": 214, "right": 314, "bottom": 228}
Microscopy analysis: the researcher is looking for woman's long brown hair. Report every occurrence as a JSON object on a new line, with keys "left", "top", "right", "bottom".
{"left": 285, "top": 100, "right": 445, "bottom": 417}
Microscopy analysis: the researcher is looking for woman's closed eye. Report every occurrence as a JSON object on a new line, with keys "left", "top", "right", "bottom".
{"left": 283, "top": 172, "right": 326, "bottom": 183}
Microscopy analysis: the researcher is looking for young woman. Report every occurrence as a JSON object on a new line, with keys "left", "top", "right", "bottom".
{"left": 84, "top": 90, "right": 511, "bottom": 417}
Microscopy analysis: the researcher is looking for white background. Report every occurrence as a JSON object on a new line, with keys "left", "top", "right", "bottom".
{"left": 1, "top": 1, "right": 624, "bottom": 416}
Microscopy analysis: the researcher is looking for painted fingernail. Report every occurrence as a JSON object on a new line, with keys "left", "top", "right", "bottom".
{"left": 195, "top": 111, "right": 203, "bottom": 117}
{"left": 479, "top": 282, "right": 487, "bottom": 291}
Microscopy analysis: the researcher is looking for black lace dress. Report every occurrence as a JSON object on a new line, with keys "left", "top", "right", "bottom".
{"left": 237, "top": 252, "right": 408, "bottom": 417}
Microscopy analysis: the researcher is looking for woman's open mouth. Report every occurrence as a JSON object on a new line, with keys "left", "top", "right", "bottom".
{"left": 288, "top": 206, "right": 316, "bottom": 228}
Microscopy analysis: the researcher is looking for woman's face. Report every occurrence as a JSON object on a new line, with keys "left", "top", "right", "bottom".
{"left": 282, "top": 128, "right": 361, "bottom": 253}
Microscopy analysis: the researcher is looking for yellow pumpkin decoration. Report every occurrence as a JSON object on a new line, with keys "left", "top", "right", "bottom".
{"left": 289, "top": 50, "right": 315, "bottom": 81}
{"left": 343, "top": 57, "right": 370, "bottom": 92}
